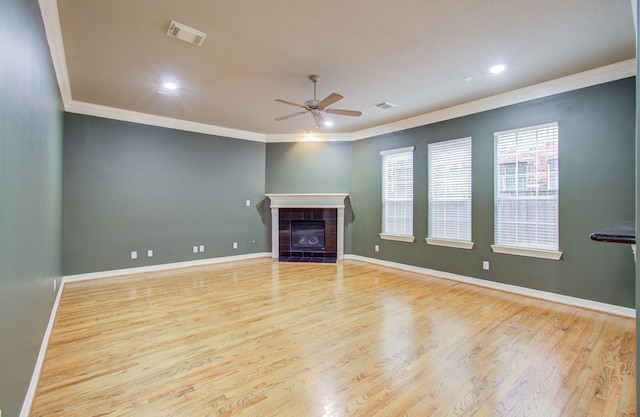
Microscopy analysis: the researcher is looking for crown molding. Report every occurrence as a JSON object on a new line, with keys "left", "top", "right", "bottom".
{"left": 265, "top": 132, "right": 353, "bottom": 143}
{"left": 349, "top": 59, "right": 637, "bottom": 141}
{"left": 39, "top": 0, "right": 636, "bottom": 143}
{"left": 38, "top": 0, "right": 71, "bottom": 105}
{"left": 66, "top": 101, "right": 266, "bottom": 142}
{"left": 67, "top": 60, "right": 636, "bottom": 144}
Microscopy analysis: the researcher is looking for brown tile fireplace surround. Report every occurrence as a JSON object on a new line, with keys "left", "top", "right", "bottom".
{"left": 266, "top": 194, "right": 348, "bottom": 262}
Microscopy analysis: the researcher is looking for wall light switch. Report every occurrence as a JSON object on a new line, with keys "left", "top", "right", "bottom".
{"left": 233, "top": 242, "right": 238, "bottom": 249}
{"left": 147, "top": 249, "right": 153, "bottom": 257}
{"left": 483, "top": 261, "right": 490, "bottom": 270}
{"left": 199, "top": 245, "right": 205, "bottom": 253}
{"left": 246, "top": 199, "right": 251, "bottom": 207}
{"left": 193, "top": 246, "right": 198, "bottom": 253}
{"left": 374, "top": 245, "right": 380, "bottom": 252}
{"left": 131, "top": 251, "right": 138, "bottom": 259}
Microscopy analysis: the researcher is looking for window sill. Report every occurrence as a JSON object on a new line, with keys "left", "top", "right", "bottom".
{"left": 491, "top": 245, "right": 563, "bottom": 260}
{"left": 425, "top": 238, "right": 474, "bottom": 250}
{"left": 379, "top": 233, "right": 415, "bottom": 243}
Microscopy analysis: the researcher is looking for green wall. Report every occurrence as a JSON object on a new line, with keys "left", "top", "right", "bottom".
{"left": 265, "top": 141, "right": 353, "bottom": 194}
{"left": 265, "top": 141, "right": 354, "bottom": 253}
{"left": 0, "top": 0, "right": 63, "bottom": 415}
{"left": 63, "top": 114, "right": 267, "bottom": 275}
{"left": 352, "top": 78, "right": 636, "bottom": 307}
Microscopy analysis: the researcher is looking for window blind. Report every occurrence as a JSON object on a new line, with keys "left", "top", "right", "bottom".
{"left": 494, "top": 122, "right": 559, "bottom": 251}
{"left": 428, "top": 137, "right": 472, "bottom": 242}
{"left": 381, "top": 147, "right": 414, "bottom": 237}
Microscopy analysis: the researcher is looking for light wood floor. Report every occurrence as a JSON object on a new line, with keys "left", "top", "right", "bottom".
{"left": 30, "top": 258, "right": 635, "bottom": 416}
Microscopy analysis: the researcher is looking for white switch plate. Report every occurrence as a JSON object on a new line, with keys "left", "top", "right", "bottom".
{"left": 131, "top": 251, "right": 137, "bottom": 259}
{"left": 147, "top": 249, "right": 153, "bottom": 257}
{"left": 233, "top": 242, "right": 238, "bottom": 249}
{"left": 193, "top": 246, "right": 198, "bottom": 253}
{"left": 199, "top": 245, "right": 205, "bottom": 253}
{"left": 483, "top": 261, "right": 490, "bottom": 270}
{"left": 374, "top": 245, "right": 380, "bottom": 252}
{"left": 246, "top": 199, "right": 251, "bottom": 206}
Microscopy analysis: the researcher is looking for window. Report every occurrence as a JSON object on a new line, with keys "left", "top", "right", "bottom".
{"left": 427, "top": 137, "right": 473, "bottom": 249}
{"left": 493, "top": 122, "right": 562, "bottom": 260}
{"left": 380, "top": 147, "right": 415, "bottom": 242}
{"left": 499, "top": 161, "right": 527, "bottom": 191}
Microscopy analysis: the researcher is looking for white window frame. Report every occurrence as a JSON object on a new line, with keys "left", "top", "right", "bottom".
{"left": 492, "top": 122, "right": 562, "bottom": 260}
{"left": 426, "top": 137, "right": 474, "bottom": 250}
{"left": 380, "top": 146, "right": 415, "bottom": 242}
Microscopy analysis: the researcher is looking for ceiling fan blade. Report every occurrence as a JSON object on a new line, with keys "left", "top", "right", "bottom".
{"left": 317, "top": 93, "right": 343, "bottom": 110}
{"left": 324, "top": 108, "right": 362, "bottom": 117}
{"left": 275, "top": 111, "right": 309, "bottom": 121}
{"left": 312, "top": 111, "right": 324, "bottom": 127}
{"left": 275, "top": 99, "right": 308, "bottom": 110}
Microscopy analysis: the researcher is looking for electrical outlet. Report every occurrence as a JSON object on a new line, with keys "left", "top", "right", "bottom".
{"left": 483, "top": 261, "right": 490, "bottom": 270}
{"left": 131, "top": 251, "right": 138, "bottom": 259}
{"left": 374, "top": 244, "right": 380, "bottom": 252}
{"left": 199, "top": 245, "right": 205, "bottom": 253}
{"left": 246, "top": 199, "right": 251, "bottom": 207}
{"left": 147, "top": 249, "right": 153, "bottom": 257}
{"left": 233, "top": 242, "right": 238, "bottom": 249}
{"left": 193, "top": 246, "right": 198, "bottom": 253}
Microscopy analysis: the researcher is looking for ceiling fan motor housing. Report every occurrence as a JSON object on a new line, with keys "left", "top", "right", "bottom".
{"left": 305, "top": 99, "right": 320, "bottom": 109}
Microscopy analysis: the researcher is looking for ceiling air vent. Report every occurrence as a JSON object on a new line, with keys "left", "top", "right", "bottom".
{"left": 375, "top": 101, "right": 397, "bottom": 109}
{"left": 167, "top": 20, "right": 207, "bottom": 46}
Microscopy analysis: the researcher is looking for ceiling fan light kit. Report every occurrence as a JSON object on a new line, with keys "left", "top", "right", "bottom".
{"left": 275, "top": 75, "right": 362, "bottom": 128}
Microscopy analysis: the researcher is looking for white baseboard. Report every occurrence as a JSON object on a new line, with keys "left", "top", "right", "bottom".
{"left": 344, "top": 254, "right": 635, "bottom": 318}
{"left": 20, "top": 278, "right": 66, "bottom": 417}
{"left": 64, "top": 252, "right": 272, "bottom": 283}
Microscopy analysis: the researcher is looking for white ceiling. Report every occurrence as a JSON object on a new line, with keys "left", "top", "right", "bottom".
{"left": 46, "top": 0, "right": 636, "bottom": 140}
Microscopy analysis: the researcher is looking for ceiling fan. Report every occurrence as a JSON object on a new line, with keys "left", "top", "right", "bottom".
{"left": 274, "top": 75, "right": 362, "bottom": 127}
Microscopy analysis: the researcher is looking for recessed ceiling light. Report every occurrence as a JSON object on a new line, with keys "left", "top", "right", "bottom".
{"left": 324, "top": 121, "right": 334, "bottom": 127}
{"left": 489, "top": 64, "right": 506, "bottom": 74}
{"left": 163, "top": 81, "right": 178, "bottom": 90}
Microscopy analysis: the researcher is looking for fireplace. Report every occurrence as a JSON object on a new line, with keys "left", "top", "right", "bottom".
{"left": 277, "top": 208, "right": 336, "bottom": 262}
{"left": 266, "top": 193, "right": 348, "bottom": 261}
{"left": 290, "top": 220, "right": 325, "bottom": 252}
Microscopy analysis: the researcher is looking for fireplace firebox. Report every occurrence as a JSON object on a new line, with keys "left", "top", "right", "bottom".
{"left": 290, "top": 220, "right": 325, "bottom": 252}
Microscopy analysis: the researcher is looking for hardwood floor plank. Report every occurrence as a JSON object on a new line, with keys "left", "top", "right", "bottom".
{"left": 30, "top": 259, "right": 635, "bottom": 416}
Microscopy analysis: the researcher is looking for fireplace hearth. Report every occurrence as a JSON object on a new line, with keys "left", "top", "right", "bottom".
{"left": 278, "top": 252, "right": 337, "bottom": 263}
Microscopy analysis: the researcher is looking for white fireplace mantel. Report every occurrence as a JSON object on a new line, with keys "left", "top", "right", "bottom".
{"left": 266, "top": 193, "right": 348, "bottom": 259}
